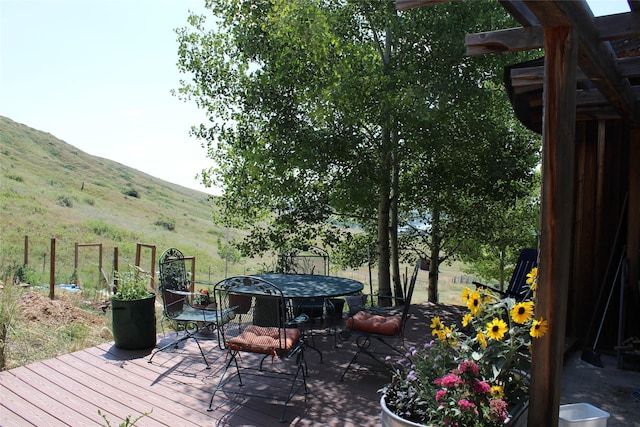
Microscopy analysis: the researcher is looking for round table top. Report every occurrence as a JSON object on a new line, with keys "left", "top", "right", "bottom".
{"left": 249, "top": 273, "right": 364, "bottom": 298}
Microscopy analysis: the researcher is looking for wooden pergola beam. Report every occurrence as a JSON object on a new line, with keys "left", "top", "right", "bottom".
{"left": 524, "top": 0, "right": 640, "bottom": 125}
{"left": 530, "top": 23, "right": 577, "bottom": 427}
{"left": 466, "top": 11, "right": 640, "bottom": 56}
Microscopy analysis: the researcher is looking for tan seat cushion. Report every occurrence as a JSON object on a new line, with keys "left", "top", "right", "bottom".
{"left": 227, "top": 325, "right": 301, "bottom": 356}
{"left": 346, "top": 311, "right": 401, "bottom": 336}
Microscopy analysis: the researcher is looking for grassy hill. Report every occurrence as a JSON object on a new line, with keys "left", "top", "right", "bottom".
{"left": 0, "top": 115, "right": 469, "bottom": 303}
{"left": 0, "top": 116, "right": 257, "bottom": 290}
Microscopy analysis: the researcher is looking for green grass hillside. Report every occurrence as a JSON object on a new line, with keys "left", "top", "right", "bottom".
{"left": 0, "top": 116, "right": 469, "bottom": 303}
{"left": 0, "top": 116, "right": 255, "bottom": 289}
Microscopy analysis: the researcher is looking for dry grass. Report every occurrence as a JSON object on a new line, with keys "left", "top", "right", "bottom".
{"left": 2, "top": 287, "right": 111, "bottom": 370}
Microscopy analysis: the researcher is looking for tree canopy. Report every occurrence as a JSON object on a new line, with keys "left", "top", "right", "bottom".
{"left": 175, "top": 0, "right": 541, "bottom": 301}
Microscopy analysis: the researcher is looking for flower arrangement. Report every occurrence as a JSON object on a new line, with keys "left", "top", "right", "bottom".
{"left": 381, "top": 267, "right": 548, "bottom": 426}
{"left": 193, "top": 288, "right": 211, "bottom": 306}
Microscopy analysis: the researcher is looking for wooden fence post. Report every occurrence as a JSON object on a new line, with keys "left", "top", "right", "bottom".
{"left": 49, "top": 238, "right": 56, "bottom": 299}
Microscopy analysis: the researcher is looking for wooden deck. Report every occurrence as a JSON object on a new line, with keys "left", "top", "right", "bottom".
{"left": 0, "top": 303, "right": 464, "bottom": 427}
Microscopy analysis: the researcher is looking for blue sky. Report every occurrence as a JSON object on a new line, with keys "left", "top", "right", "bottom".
{"left": 0, "top": 0, "right": 631, "bottom": 194}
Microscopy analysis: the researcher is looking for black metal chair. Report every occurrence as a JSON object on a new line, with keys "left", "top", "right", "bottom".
{"left": 279, "top": 245, "right": 329, "bottom": 276}
{"left": 339, "top": 260, "right": 420, "bottom": 381}
{"left": 280, "top": 245, "right": 335, "bottom": 352}
{"left": 148, "top": 248, "right": 233, "bottom": 368}
{"left": 473, "top": 248, "right": 538, "bottom": 301}
{"left": 208, "top": 276, "right": 309, "bottom": 423}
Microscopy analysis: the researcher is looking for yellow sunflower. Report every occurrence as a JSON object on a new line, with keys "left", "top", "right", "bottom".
{"left": 430, "top": 316, "right": 442, "bottom": 330}
{"left": 461, "top": 287, "right": 471, "bottom": 302}
{"left": 467, "top": 290, "right": 482, "bottom": 315}
{"left": 530, "top": 318, "right": 549, "bottom": 338}
{"left": 491, "top": 385, "right": 504, "bottom": 399}
{"left": 486, "top": 318, "right": 508, "bottom": 341}
{"left": 462, "top": 313, "right": 473, "bottom": 327}
{"left": 510, "top": 301, "right": 534, "bottom": 324}
{"left": 476, "top": 330, "right": 488, "bottom": 349}
{"left": 526, "top": 267, "right": 538, "bottom": 284}
{"left": 433, "top": 328, "right": 447, "bottom": 341}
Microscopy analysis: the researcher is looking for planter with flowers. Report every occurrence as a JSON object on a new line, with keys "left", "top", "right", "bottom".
{"left": 192, "top": 288, "right": 212, "bottom": 308}
{"left": 380, "top": 267, "right": 547, "bottom": 427}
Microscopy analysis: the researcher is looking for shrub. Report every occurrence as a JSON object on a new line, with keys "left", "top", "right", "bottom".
{"left": 6, "top": 174, "right": 23, "bottom": 182}
{"left": 154, "top": 218, "right": 175, "bottom": 231}
{"left": 123, "top": 188, "right": 139, "bottom": 198}
{"left": 56, "top": 195, "right": 73, "bottom": 207}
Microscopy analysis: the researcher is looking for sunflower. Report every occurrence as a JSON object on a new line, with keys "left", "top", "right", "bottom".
{"left": 490, "top": 385, "right": 504, "bottom": 399}
{"left": 462, "top": 313, "right": 473, "bottom": 327}
{"left": 430, "top": 316, "right": 442, "bottom": 330}
{"left": 530, "top": 318, "right": 549, "bottom": 338}
{"left": 476, "top": 330, "right": 488, "bottom": 349}
{"left": 486, "top": 318, "right": 508, "bottom": 341}
{"left": 467, "top": 290, "right": 482, "bottom": 315}
{"left": 433, "top": 328, "right": 447, "bottom": 341}
{"left": 510, "top": 301, "right": 534, "bottom": 324}
{"left": 461, "top": 287, "right": 471, "bottom": 302}
{"left": 526, "top": 267, "right": 538, "bottom": 284}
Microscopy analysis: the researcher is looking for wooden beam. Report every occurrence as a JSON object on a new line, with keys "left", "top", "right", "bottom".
{"left": 499, "top": 0, "right": 539, "bottom": 27}
{"left": 466, "top": 26, "right": 543, "bottom": 55}
{"left": 510, "top": 57, "right": 640, "bottom": 88}
{"left": 524, "top": 0, "right": 640, "bottom": 126}
{"left": 529, "top": 25, "right": 577, "bottom": 427}
{"left": 467, "top": 11, "right": 640, "bottom": 56}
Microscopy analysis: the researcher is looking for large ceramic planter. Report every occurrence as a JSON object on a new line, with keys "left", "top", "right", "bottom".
{"left": 111, "top": 293, "right": 156, "bottom": 350}
{"left": 380, "top": 395, "right": 528, "bottom": 427}
{"left": 380, "top": 396, "right": 427, "bottom": 427}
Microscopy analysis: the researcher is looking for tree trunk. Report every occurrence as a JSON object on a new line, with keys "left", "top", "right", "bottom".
{"left": 390, "top": 128, "right": 403, "bottom": 305}
{"left": 378, "top": 167, "right": 392, "bottom": 307}
{"left": 428, "top": 209, "right": 441, "bottom": 302}
{"left": 377, "top": 4, "right": 395, "bottom": 308}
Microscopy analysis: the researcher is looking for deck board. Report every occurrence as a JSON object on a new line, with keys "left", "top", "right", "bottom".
{"left": 0, "top": 302, "right": 464, "bottom": 426}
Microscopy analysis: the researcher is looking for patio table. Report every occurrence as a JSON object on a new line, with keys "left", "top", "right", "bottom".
{"left": 249, "top": 273, "right": 364, "bottom": 299}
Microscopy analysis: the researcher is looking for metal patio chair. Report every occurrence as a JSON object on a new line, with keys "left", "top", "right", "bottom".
{"left": 148, "top": 248, "right": 234, "bottom": 368}
{"left": 339, "top": 260, "right": 420, "bottom": 381}
{"left": 208, "top": 275, "right": 309, "bottom": 423}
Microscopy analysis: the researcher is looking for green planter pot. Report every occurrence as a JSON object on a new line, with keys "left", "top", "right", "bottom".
{"left": 111, "top": 293, "right": 156, "bottom": 350}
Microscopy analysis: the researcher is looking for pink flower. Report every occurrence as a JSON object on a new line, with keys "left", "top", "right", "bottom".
{"left": 458, "top": 360, "right": 479, "bottom": 376}
{"left": 434, "top": 373, "right": 462, "bottom": 388}
{"left": 490, "top": 398, "right": 508, "bottom": 421}
{"left": 472, "top": 379, "right": 491, "bottom": 394}
{"left": 435, "top": 389, "right": 447, "bottom": 402}
{"left": 457, "top": 399, "right": 476, "bottom": 412}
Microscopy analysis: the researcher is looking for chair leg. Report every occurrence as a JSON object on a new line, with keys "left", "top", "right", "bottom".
{"left": 148, "top": 330, "right": 210, "bottom": 369}
{"left": 279, "top": 358, "right": 308, "bottom": 423}
{"left": 208, "top": 350, "right": 242, "bottom": 411}
{"left": 340, "top": 334, "right": 396, "bottom": 381}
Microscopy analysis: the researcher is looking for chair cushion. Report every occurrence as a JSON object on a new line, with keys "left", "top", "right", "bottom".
{"left": 227, "top": 325, "right": 301, "bottom": 356}
{"left": 346, "top": 311, "right": 401, "bottom": 336}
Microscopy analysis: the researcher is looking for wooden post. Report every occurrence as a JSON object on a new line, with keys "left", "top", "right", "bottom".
{"left": 23, "top": 235, "right": 28, "bottom": 266}
{"left": 628, "top": 127, "right": 640, "bottom": 339}
{"left": 49, "top": 238, "right": 56, "bottom": 299}
{"left": 528, "top": 25, "right": 577, "bottom": 427}
{"left": 113, "top": 246, "right": 119, "bottom": 293}
{"left": 135, "top": 243, "right": 157, "bottom": 289}
{"left": 74, "top": 242, "right": 79, "bottom": 286}
{"left": 75, "top": 243, "right": 104, "bottom": 288}
{"left": 184, "top": 256, "right": 196, "bottom": 292}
